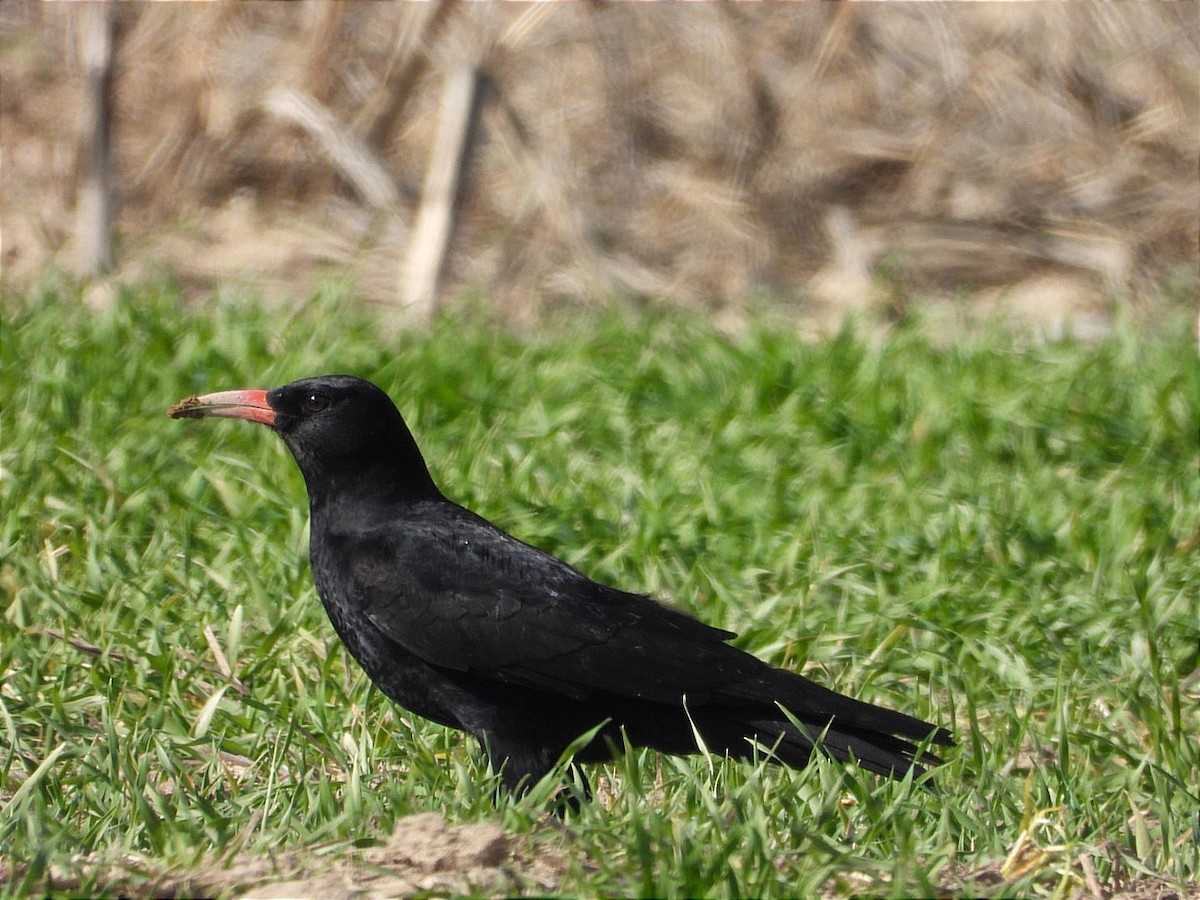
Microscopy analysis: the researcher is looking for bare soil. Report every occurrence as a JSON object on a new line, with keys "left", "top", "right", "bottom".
{"left": 13, "top": 813, "right": 567, "bottom": 899}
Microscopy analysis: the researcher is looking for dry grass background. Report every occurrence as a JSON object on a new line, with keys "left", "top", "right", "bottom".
{"left": 1, "top": 2, "right": 1196, "bottom": 330}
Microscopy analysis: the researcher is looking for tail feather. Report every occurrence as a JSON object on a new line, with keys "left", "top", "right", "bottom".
{"left": 602, "top": 668, "right": 952, "bottom": 783}
{"left": 736, "top": 713, "right": 945, "bottom": 777}
{"left": 773, "top": 676, "right": 950, "bottom": 747}
{"left": 729, "top": 675, "right": 953, "bottom": 779}
{"left": 724, "top": 668, "right": 953, "bottom": 777}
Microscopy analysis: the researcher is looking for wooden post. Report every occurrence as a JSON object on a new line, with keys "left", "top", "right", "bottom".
{"left": 76, "top": 2, "right": 115, "bottom": 276}
{"left": 401, "top": 63, "right": 480, "bottom": 323}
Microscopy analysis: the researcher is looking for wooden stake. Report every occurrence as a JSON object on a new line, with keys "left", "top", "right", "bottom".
{"left": 401, "top": 63, "right": 479, "bottom": 323}
{"left": 76, "top": 2, "right": 114, "bottom": 275}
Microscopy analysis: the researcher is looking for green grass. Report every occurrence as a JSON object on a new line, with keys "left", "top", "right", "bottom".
{"left": 2, "top": 280, "right": 1198, "bottom": 897}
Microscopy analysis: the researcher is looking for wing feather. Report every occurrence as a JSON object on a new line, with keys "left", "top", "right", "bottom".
{"left": 335, "top": 504, "right": 749, "bottom": 703}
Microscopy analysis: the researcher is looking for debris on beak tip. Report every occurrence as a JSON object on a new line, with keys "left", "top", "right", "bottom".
{"left": 167, "top": 396, "right": 206, "bottom": 419}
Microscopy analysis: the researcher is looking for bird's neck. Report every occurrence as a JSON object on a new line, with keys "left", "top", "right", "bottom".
{"left": 302, "top": 456, "right": 443, "bottom": 524}
{"left": 285, "top": 418, "right": 443, "bottom": 519}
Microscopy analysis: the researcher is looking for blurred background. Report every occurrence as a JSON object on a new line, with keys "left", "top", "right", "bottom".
{"left": 2, "top": 2, "right": 1196, "bottom": 334}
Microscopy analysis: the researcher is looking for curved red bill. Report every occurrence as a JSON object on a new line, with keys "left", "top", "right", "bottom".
{"left": 167, "top": 389, "right": 276, "bottom": 426}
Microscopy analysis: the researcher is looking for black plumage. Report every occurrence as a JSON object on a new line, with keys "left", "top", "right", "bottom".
{"left": 170, "top": 374, "right": 952, "bottom": 796}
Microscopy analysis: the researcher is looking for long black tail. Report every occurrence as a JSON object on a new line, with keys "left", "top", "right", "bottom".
{"left": 741, "top": 713, "right": 950, "bottom": 777}
{"left": 708, "top": 673, "right": 953, "bottom": 778}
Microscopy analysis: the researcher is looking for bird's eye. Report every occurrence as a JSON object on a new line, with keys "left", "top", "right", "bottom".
{"left": 301, "top": 393, "right": 331, "bottom": 413}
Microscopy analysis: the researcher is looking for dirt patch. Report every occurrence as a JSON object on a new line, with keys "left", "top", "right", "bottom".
{"left": 206, "top": 814, "right": 520, "bottom": 899}
{"left": 11, "top": 814, "right": 566, "bottom": 899}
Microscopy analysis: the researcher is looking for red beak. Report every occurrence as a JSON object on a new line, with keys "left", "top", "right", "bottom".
{"left": 167, "top": 389, "right": 276, "bottom": 426}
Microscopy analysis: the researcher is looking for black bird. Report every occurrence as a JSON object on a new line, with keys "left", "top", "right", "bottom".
{"left": 169, "top": 375, "right": 951, "bottom": 798}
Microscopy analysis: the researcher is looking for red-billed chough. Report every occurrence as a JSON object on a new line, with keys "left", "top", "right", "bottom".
{"left": 169, "top": 374, "right": 952, "bottom": 797}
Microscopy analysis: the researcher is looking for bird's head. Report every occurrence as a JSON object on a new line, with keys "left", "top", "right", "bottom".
{"left": 169, "top": 374, "right": 441, "bottom": 504}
